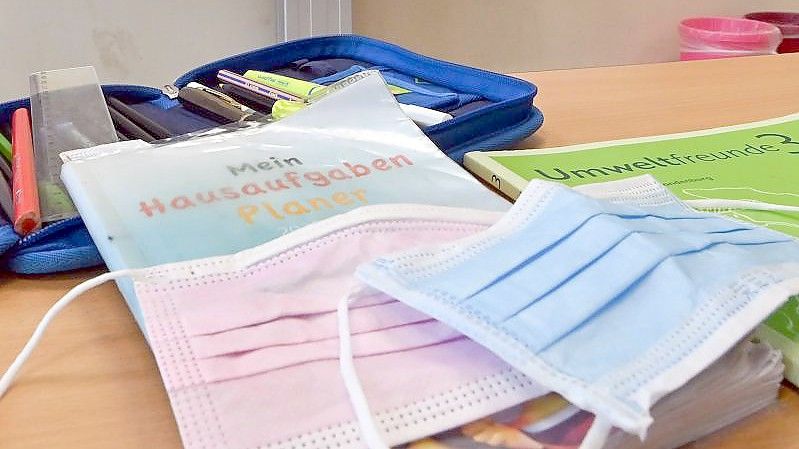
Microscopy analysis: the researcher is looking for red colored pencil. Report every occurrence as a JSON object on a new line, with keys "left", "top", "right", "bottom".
{"left": 11, "top": 108, "right": 41, "bottom": 235}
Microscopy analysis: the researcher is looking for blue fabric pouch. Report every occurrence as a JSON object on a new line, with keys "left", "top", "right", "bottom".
{"left": 0, "top": 215, "right": 17, "bottom": 256}
{"left": 0, "top": 34, "right": 542, "bottom": 274}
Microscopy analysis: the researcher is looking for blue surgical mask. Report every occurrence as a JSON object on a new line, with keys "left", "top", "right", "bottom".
{"left": 356, "top": 175, "right": 799, "bottom": 447}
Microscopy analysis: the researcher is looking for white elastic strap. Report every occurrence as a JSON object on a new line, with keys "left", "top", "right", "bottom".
{"left": 578, "top": 416, "right": 612, "bottom": 449}
{"left": 337, "top": 287, "right": 390, "bottom": 449}
{"left": 0, "top": 269, "right": 137, "bottom": 399}
{"left": 686, "top": 199, "right": 799, "bottom": 213}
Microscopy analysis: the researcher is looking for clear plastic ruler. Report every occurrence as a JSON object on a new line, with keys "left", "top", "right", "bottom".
{"left": 29, "top": 66, "right": 118, "bottom": 222}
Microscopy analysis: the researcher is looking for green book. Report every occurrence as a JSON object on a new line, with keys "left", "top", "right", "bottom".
{"left": 465, "top": 113, "right": 799, "bottom": 384}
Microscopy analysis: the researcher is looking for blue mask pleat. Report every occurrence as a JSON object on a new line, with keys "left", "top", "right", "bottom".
{"left": 418, "top": 190, "right": 730, "bottom": 301}
{"left": 455, "top": 214, "right": 755, "bottom": 321}
{"left": 501, "top": 228, "right": 791, "bottom": 352}
{"left": 540, "top": 238, "right": 799, "bottom": 382}
{"left": 411, "top": 196, "right": 598, "bottom": 297}
{"left": 422, "top": 191, "right": 751, "bottom": 299}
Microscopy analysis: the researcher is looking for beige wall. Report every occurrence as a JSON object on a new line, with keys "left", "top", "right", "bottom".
{"left": 0, "top": 0, "right": 279, "bottom": 101}
{"left": 353, "top": 0, "right": 799, "bottom": 72}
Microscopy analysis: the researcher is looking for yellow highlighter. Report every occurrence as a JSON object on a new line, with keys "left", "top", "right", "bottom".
{"left": 244, "top": 70, "right": 412, "bottom": 99}
{"left": 271, "top": 99, "right": 307, "bottom": 120}
{"left": 243, "top": 71, "right": 324, "bottom": 99}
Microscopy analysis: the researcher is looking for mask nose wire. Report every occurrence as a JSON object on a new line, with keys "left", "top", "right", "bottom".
{"left": 686, "top": 198, "right": 799, "bottom": 213}
{"left": 337, "top": 283, "right": 391, "bottom": 449}
{"left": 0, "top": 269, "right": 138, "bottom": 399}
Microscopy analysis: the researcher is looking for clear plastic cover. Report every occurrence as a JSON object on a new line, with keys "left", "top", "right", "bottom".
{"left": 60, "top": 73, "right": 509, "bottom": 271}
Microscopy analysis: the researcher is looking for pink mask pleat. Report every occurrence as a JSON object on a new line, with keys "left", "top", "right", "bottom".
{"left": 199, "top": 319, "right": 464, "bottom": 382}
{"left": 191, "top": 300, "right": 434, "bottom": 359}
{"left": 177, "top": 286, "right": 395, "bottom": 336}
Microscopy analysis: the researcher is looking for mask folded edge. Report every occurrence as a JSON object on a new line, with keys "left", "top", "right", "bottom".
{"left": 133, "top": 203, "right": 504, "bottom": 285}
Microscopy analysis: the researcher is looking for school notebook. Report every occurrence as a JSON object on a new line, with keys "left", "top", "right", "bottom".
{"left": 463, "top": 112, "right": 799, "bottom": 385}
{"left": 61, "top": 74, "right": 508, "bottom": 332}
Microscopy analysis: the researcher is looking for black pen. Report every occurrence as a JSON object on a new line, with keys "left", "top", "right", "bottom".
{"left": 218, "top": 83, "right": 276, "bottom": 113}
{"left": 107, "top": 97, "right": 173, "bottom": 139}
{"left": 107, "top": 102, "right": 156, "bottom": 142}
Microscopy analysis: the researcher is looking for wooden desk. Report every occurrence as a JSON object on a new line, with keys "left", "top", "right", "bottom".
{"left": 2, "top": 53, "right": 799, "bottom": 448}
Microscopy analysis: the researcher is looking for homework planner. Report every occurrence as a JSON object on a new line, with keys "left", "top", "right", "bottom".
{"left": 60, "top": 75, "right": 508, "bottom": 328}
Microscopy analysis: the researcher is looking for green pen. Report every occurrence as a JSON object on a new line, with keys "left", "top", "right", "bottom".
{"left": 0, "top": 132, "right": 11, "bottom": 162}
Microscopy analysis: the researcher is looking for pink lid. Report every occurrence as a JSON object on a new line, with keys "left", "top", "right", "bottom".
{"left": 680, "top": 17, "right": 782, "bottom": 51}
{"left": 745, "top": 12, "right": 799, "bottom": 37}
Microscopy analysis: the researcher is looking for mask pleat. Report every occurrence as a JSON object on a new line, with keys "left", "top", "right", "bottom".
{"left": 198, "top": 320, "right": 465, "bottom": 383}
{"left": 502, "top": 227, "right": 792, "bottom": 353}
{"left": 173, "top": 220, "right": 489, "bottom": 337}
{"left": 176, "top": 284, "right": 395, "bottom": 336}
{"left": 410, "top": 198, "right": 603, "bottom": 300}
{"left": 415, "top": 189, "right": 742, "bottom": 303}
{"left": 542, "top": 239, "right": 799, "bottom": 387}
{"left": 190, "top": 299, "right": 434, "bottom": 358}
{"left": 451, "top": 215, "right": 754, "bottom": 322}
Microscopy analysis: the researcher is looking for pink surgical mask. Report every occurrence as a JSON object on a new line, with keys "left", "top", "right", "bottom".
{"left": 1, "top": 204, "right": 548, "bottom": 449}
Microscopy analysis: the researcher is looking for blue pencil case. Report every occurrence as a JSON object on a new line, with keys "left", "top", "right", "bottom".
{"left": 0, "top": 34, "right": 542, "bottom": 274}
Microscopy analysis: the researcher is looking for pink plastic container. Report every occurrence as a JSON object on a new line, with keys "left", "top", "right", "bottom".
{"left": 679, "top": 17, "right": 782, "bottom": 60}
{"left": 745, "top": 12, "right": 799, "bottom": 53}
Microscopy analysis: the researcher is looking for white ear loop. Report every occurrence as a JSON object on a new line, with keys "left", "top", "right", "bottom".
{"left": 578, "top": 416, "right": 612, "bottom": 449}
{"left": 0, "top": 269, "right": 137, "bottom": 399}
{"left": 337, "top": 285, "right": 390, "bottom": 449}
{"left": 686, "top": 199, "right": 799, "bottom": 213}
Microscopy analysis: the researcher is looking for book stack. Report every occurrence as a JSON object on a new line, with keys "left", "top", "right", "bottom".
{"left": 406, "top": 341, "right": 782, "bottom": 449}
